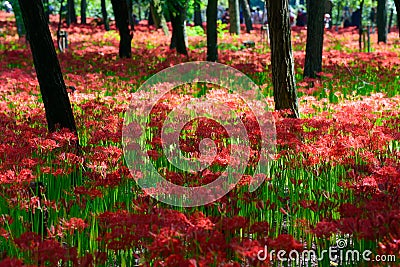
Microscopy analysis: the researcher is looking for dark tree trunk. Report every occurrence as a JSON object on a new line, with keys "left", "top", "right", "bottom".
{"left": 81, "top": 0, "right": 87, "bottom": 24}
{"left": 18, "top": 0, "right": 78, "bottom": 135}
{"left": 240, "top": 0, "right": 253, "bottom": 33}
{"left": 388, "top": 7, "right": 393, "bottom": 33}
{"left": 10, "top": 0, "right": 26, "bottom": 37}
{"left": 377, "top": 0, "right": 388, "bottom": 43}
{"left": 267, "top": 0, "right": 299, "bottom": 118}
{"left": 207, "top": 0, "right": 218, "bottom": 61}
{"left": 394, "top": 0, "right": 400, "bottom": 36}
{"left": 101, "top": 0, "right": 110, "bottom": 31}
{"left": 169, "top": 2, "right": 188, "bottom": 55}
{"left": 43, "top": 0, "right": 49, "bottom": 22}
{"left": 229, "top": 0, "right": 240, "bottom": 34}
{"left": 111, "top": 0, "right": 133, "bottom": 58}
{"left": 194, "top": 1, "right": 203, "bottom": 27}
{"left": 303, "top": 0, "right": 325, "bottom": 78}
{"left": 150, "top": 0, "right": 169, "bottom": 35}
{"left": 127, "top": 0, "right": 134, "bottom": 30}
{"left": 67, "top": 0, "right": 77, "bottom": 26}
{"left": 358, "top": 0, "right": 365, "bottom": 51}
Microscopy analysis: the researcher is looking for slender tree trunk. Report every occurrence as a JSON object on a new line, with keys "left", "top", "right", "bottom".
{"left": 358, "top": 0, "right": 365, "bottom": 51}
{"left": 150, "top": 0, "right": 169, "bottom": 36}
{"left": 18, "top": 0, "right": 79, "bottom": 136}
{"left": 127, "top": 0, "right": 134, "bottom": 30}
{"left": 169, "top": 2, "right": 188, "bottom": 55}
{"left": 267, "top": 0, "right": 299, "bottom": 118}
{"left": 194, "top": 1, "right": 203, "bottom": 27}
{"left": 43, "top": 0, "right": 49, "bottom": 22}
{"left": 394, "top": 0, "right": 400, "bottom": 36}
{"left": 101, "top": 0, "right": 110, "bottom": 31}
{"left": 81, "top": 0, "right": 87, "bottom": 24}
{"left": 229, "top": 0, "right": 240, "bottom": 34}
{"left": 10, "top": 0, "right": 26, "bottom": 37}
{"left": 377, "top": 0, "right": 388, "bottom": 43}
{"left": 303, "top": 0, "right": 325, "bottom": 78}
{"left": 67, "top": 0, "right": 77, "bottom": 26}
{"left": 111, "top": 0, "right": 133, "bottom": 58}
{"left": 388, "top": 7, "right": 393, "bottom": 33}
{"left": 207, "top": 0, "right": 218, "bottom": 61}
{"left": 239, "top": 0, "right": 252, "bottom": 33}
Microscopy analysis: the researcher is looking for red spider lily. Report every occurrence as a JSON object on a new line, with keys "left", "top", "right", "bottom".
{"left": 312, "top": 220, "right": 338, "bottom": 239}
{"left": 14, "top": 232, "right": 41, "bottom": 251}
{"left": 0, "top": 257, "right": 25, "bottom": 267}
{"left": 61, "top": 217, "right": 88, "bottom": 234}
{"left": 268, "top": 234, "right": 304, "bottom": 252}
{"left": 148, "top": 228, "right": 184, "bottom": 258}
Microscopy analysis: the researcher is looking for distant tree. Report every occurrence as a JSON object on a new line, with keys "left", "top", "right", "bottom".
{"left": 207, "top": 0, "right": 218, "bottom": 61}
{"left": 168, "top": 0, "right": 188, "bottom": 55}
{"left": 81, "top": 0, "right": 87, "bottom": 24}
{"left": 377, "top": 0, "right": 388, "bottom": 43}
{"left": 9, "top": 0, "right": 26, "bottom": 38}
{"left": 67, "top": 0, "right": 77, "bottom": 26}
{"left": 150, "top": 0, "right": 169, "bottom": 36}
{"left": 18, "top": 0, "right": 79, "bottom": 137}
{"left": 101, "top": 0, "right": 110, "bottom": 31}
{"left": 303, "top": 0, "right": 325, "bottom": 78}
{"left": 240, "top": 0, "right": 253, "bottom": 33}
{"left": 194, "top": 0, "right": 203, "bottom": 27}
{"left": 267, "top": 0, "right": 299, "bottom": 118}
{"left": 111, "top": 0, "right": 133, "bottom": 58}
{"left": 229, "top": 0, "right": 240, "bottom": 35}
{"left": 394, "top": 0, "right": 400, "bottom": 36}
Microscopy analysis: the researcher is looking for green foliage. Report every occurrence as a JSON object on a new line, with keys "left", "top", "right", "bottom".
{"left": 186, "top": 25, "right": 205, "bottom": 37}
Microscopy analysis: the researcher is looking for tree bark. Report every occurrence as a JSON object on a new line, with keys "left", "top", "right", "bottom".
{"left": 111, "top": 0, "right": 133, "bottom": 58}
{"left": 358, "top": 0, "right": 365, "bottom": 51}
{"left": 377, "top": 0, "right": 388, "bottom": 43}
{"left": 194, "top": 1, "right": 203, "bottom": 27}
{"left": 229, "top": 0, "right": 240, "bottom": 34}
{"left": 18, "top": 0, "right": 78, "bottom": 135}
{"left": 303, "top": 0, "right": 325, "bottom": 78}
{"left": 169, "top": 1, "right": 188, "bottom": 55}
{"left": 150, "top": 0, "right": 169, "bottom": 36}
{"left": 10, "top": 0, "right": 26, "bottom": 37}
{"left": 67, "top": 0, "right": 77, "bottom": 26}
{"left": 394, "top": 0, "right": 400, "bottom": 36}
{"left": 267, "top": 0, "right": 299, "bottom": 118}
{"left": 239, "top": 0, "right": 253, "bottom": 33}
{"left": 101, "top": 0, "right": 110, "bottom": 31}
{"left": 207, "top": 0, "right": 218, "bottom": 62}
{"left": 81, "top": 0, "right": 87, "bottom": 24}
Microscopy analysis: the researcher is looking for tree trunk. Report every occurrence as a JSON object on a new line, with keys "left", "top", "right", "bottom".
{"left": 111, "top": 0, "right": 133, "bottom": 58}
{"left": 169, "top": 2, "right": 188, "bottom": 55}
{"left": 10, "top": 0, "right": 26, "bottom": 37}
{"left": 239, "top": 0, "right": 252, "bottom": 33}
{"left": 81, "top": 0, "right": 87, "bottom": 24}
{"left": 394, "top": 0, "right": 400, "bottom": 36}
{"left": 303, "top": 0, "right": 325, "bottom": 78}
{"left": 377, "top": 0, "right": 388, "bottom": 43}
{"left": 207, "top": 0, "right": 218, "bottom": 61}
{"left": 194, "top": 1, "right": 203, "bottom": 27}
{"left": 101, "top": 0, "right": 110, "bottom": 31}
{"left": 229, "top": 0, "right": 240, "bottom": 34}
{"left": 358, "top": 0, "right": 365, "bottom": 51}
{"left": 150, "top": 0, "right": 169, "bottom": 36}
{"left": 43, "top": 0, "right": 49, "bottom": 22}
{"left": 18, "top": 0, "right": 78, "bottom": 135}
{"left": 267, "top": 0, "right": 299, "bottom": 118}
{"left": 67, "top": 0, "right": 77, "bottom": 26}
{"left": 127, "top": 0, "right": 134, "bottom": 30}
